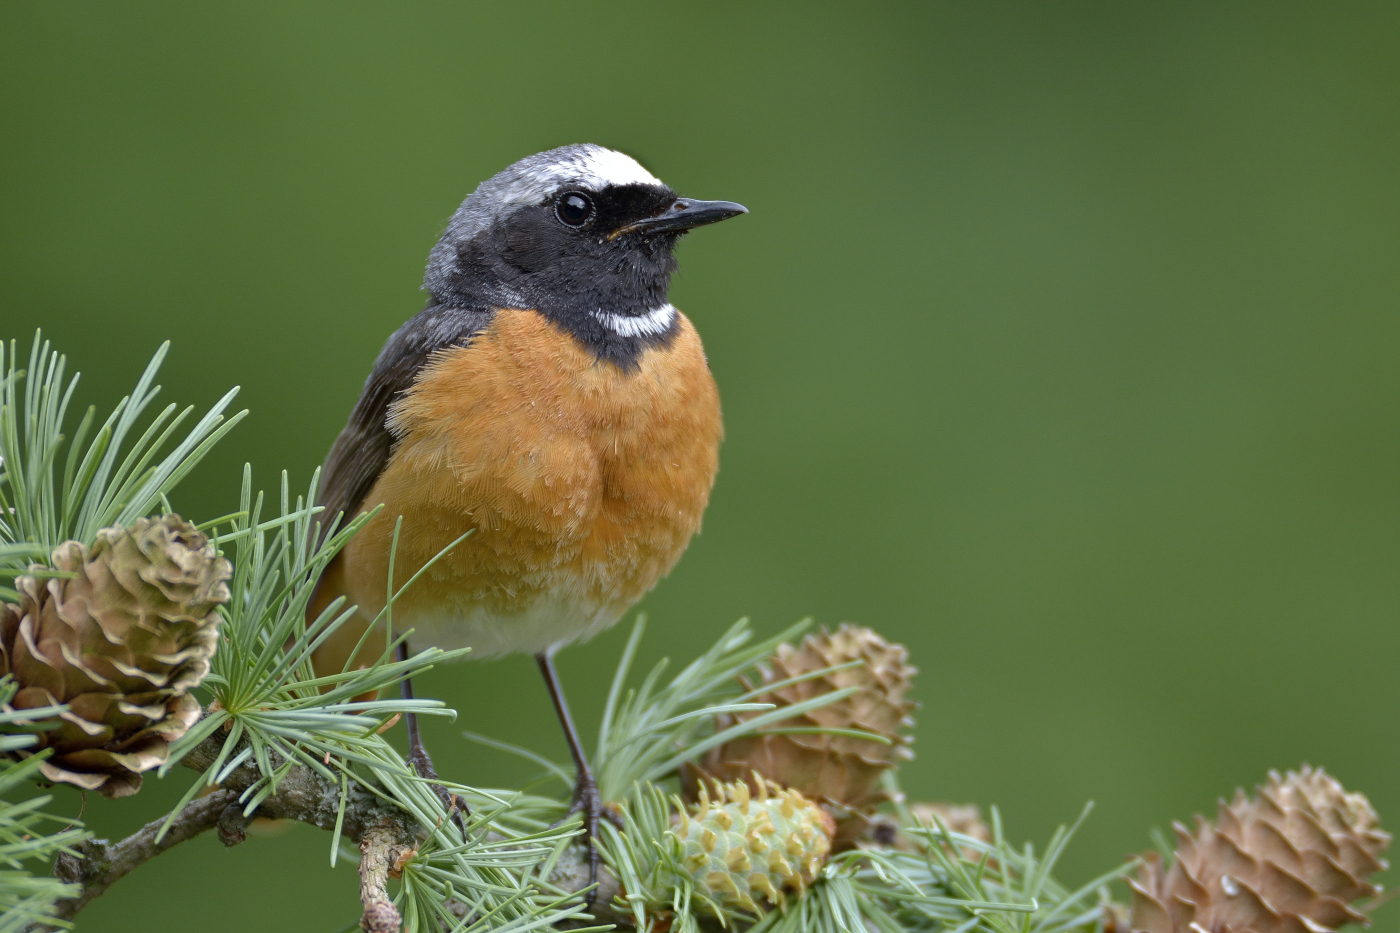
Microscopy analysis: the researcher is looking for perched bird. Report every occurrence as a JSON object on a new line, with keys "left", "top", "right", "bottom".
{"left": 309, "top": 144, "right": 744, "bottom": 868}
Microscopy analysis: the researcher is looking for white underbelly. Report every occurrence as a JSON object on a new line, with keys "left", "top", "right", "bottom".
{"left": 397, "top": 592, "right": 626, "bottom": 660}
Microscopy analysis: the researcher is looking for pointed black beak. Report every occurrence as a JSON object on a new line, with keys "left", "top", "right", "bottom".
{"left": 611, "top": 198, "right": 748, "bottom": 239}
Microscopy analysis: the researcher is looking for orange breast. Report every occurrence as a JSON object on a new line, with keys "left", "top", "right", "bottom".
{"left": 336, "top": 308, "right": 722, "bottom": 657}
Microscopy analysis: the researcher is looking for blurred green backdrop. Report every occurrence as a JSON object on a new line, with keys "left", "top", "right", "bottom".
{"left": 2, "top": 3, "right": 1398, "bottom": 930}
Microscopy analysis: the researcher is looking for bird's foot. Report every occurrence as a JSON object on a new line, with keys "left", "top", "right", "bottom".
{"left": 561, "top": 774, "right": 623, "bottom": 908}
{"left": 407, "top": 743, "right": 469, "bottom": 839}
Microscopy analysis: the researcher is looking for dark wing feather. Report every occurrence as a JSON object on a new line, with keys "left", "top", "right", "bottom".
{"left": 316, "top": 305, "right": 493, "bottom": 538}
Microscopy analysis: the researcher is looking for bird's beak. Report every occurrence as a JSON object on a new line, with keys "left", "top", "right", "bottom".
{"left": 610, "top": 198, "right": 748, "bottom": 239}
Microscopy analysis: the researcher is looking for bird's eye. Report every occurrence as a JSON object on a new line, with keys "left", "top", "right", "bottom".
{"left": 556, "top": 191, "right": 595, "bottom": 227}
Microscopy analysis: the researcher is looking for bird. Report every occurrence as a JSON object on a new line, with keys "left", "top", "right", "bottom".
{"left": 307, "top": 144, "right": 744, "bottom": 872}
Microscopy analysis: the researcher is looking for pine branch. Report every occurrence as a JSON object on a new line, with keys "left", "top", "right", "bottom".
{"left": 47, "top": 789, "right": 237, "bottom": 923}
{"left": 30, "top": 736, "right": 555, "bottom": 933}
{"left": 357, "top": 825, "right": 410, "bottom": 933}
{"left": 178, "top": 730, "right": 421, "bottom": 848}
{"left": 38, "top": 730, "right": 434, "bottom": 931}
{"left": 180, "top": 732, "right": 612, "bottom": 932}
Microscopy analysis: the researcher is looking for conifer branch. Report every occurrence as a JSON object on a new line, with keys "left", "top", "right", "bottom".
{"left": 357, "top": 825, "right": 409, "bottom": 933}
{"left": 38, "top": 730, "right": 438, "bottom": 930}
{"left": 180, "top": 730, "right": 618, "bottom": 931}
{"left": 179, "top": 731, "right": 422, "bottom": 846}
{"left": 47, "top": 789, "right": 237, "bottom": 924}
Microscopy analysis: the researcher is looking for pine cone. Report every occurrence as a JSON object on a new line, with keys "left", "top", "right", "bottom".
{"left": 911, "top": 802, "right": 993, "bottom": 845}
{"left": 853, "top": 802, "right": 992, "bottom": 855}
{"left": 1130, "top": 766, "right": 1390, "bottom": 933}
{"left": 908, "top": 801, "right": 994, "bottom": 858}
{"left": 0, "top": 516, "right": 231, "bottom": 797}
{"left": 690, "top": 624, "right": 916, "bottom": 811}
{"left": 672, "top": 776, "right": 835, "bottom": 918}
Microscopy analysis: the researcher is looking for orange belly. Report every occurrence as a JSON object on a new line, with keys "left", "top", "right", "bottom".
{"left": 320, "top": 307, "right": 721, "bottom": 662}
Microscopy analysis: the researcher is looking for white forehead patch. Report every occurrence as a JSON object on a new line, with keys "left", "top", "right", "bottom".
{"left": 494, "top": 144, "right": 664, "bottom": 207}
{"left": 573, "top": 146, "right": 663, "bottom": 189}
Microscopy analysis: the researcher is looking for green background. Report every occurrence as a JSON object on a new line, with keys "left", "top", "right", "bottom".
{"left": 2, "top": 3, "right": 1398, "bottom": 930}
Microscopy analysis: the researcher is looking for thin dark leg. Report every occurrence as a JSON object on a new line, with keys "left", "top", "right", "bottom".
{"left": 397, "top": 642, "right": 468, "bottom": 832}
{"left": 537, "top": 650, "right": 622, "bottom": 906}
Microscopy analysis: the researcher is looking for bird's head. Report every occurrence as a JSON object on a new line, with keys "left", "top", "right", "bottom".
{"left": 423, "top": 144, "right": 746, "bottom": 363}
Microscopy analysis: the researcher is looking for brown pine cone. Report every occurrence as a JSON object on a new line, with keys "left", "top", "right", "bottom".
{"left": 1130, "top": 766, "right": 1390, "bottom": 933}
{"left": 849, "top": 801, "right": 992, "bottom": 856}
{"left": 0, "top": 516, "right": 231, "bottom": 796}
{"left": 689, "top": 624, "right": 916, "bottom": 811}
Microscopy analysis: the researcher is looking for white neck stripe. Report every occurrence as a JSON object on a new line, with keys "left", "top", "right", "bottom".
{"left": 594, "top": 303, "right": 676, "bottom": 337}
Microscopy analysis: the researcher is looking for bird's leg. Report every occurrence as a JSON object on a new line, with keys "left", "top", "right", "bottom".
{"left": 397, "top": 642, "right": 468, "bottom": 836}
{"left": 537, "top": 650, "right": 622, "bottom": 903}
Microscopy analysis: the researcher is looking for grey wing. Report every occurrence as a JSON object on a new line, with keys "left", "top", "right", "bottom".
{"left": 315, "top": 305, "right": 493, "bottom": 538}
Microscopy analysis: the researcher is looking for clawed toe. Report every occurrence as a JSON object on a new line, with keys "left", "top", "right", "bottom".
{"left": 560, "top": 776, "right": 616, "bottom": 909}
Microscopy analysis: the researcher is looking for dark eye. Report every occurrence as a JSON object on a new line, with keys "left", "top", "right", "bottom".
{"left": 556, "top": 191, "right": 595, "bottom": 227}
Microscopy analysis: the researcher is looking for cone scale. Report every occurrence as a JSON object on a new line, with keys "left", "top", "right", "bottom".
{"left": 0, "top": 516, "right": 230, "bottom": 796}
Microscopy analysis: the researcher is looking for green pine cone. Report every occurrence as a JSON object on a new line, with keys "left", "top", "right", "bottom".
{"left": 671, "top": 776, "right": 835, "bottom": 918}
